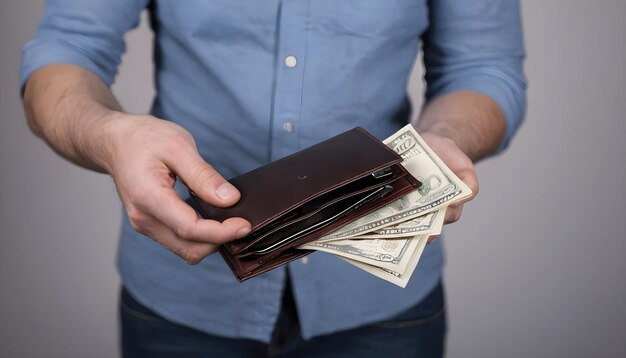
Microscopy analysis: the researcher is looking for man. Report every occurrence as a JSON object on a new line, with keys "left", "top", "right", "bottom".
{"left": 21, "top": 0, "right": 526, "bottom": 356}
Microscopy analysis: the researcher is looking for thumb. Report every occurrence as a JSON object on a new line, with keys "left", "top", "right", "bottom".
{"left": 459, "top": 169, "right": 479, "bottom": 200}
{"left": 169, "top": 154, "right": 241, "bottom": 208}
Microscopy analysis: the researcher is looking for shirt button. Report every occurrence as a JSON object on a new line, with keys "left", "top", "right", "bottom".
{"left": 283, "top": 121, "right": 294, "bottom": 133}
{"left": 301, "top": 257, "right": 309, "bottom": 265}
{"left": 284, "top": 55, "right": 297, "bottom": 68}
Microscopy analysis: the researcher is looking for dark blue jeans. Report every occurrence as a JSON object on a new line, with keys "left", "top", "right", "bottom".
{"left": 120, "top": 280, "right": 446, "bottom": 357}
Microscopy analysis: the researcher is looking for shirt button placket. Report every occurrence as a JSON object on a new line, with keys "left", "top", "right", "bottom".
{"left": 269, "top": 0, "right": 308, "bottom": 161}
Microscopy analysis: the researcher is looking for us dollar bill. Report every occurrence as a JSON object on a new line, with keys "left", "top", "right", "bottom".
{"left": 317, "top": 124, "right": 472, "bottom": 241}
{"left": 299, "top": 235, "right": 421, "bottom": 272}
{"left": 349, "top": 208, "right": 445, "bottom": 239}
{"left": 339, "top": 235, "right": 429, "bottom": 288}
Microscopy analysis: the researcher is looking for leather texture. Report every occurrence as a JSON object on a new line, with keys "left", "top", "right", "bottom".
{"left": 190, "top": 128, "right": 421, "bottom": 281}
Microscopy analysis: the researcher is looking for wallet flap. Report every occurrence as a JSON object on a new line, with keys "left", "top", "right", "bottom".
{"left": 193, "top": 127, "right": 402, "bottom": 231}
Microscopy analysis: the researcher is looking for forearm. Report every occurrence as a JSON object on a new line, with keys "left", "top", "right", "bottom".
{"left": 22, "top": 63, "right": 250, "bottom": 262}
{"left": 412, "top": 91, "right": 506, "bottom": 162}
{"left": 23, "top": 64, "right": 123, "bottom": 173}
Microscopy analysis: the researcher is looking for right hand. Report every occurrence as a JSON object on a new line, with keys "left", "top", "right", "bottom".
{"left": 103, "top": 113, "right": 251, "bottom": 264}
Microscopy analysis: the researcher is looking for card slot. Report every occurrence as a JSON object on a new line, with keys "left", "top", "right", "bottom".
{"left": 226, "top": 167, "right": 403, "bottom": 254}
{"left": 238, "top": 184, "right": 395, "bottom": 257}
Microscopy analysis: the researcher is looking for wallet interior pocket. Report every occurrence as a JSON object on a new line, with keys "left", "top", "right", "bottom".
{"left": 240, "top": 183, "right": 395, "bottom": 257}
{"left": 228, "top": 167, "right": 402, "bottom": 255}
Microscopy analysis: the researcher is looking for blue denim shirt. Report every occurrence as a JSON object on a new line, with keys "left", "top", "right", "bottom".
{"left": 21, "top": 0, "right": 526, "bottom": 342}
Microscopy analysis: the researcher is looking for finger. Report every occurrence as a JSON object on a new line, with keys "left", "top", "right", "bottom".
{"left": 166, "top": 150, "right": 241, "bottom": 208}
{"left": 457, "top": 166, "right": 479, "bottom": 199}
{"left": 138, "top": 186, "right": 251, "bottom": 244}
{"left": 444, "top": 203, "right": 464, "bottom": 224}
{"left": 136, "top": 216, "right": 221, "bottom": 264}
{"left": 427, "top": 235, "right": 438, "bottom": 243}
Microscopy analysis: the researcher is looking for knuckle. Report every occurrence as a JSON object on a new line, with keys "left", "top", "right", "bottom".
{"left": 181, "top": 248, "right": 203, "bottom": 265}
{"left": 451, "top": 210, "right": 462, "bottom": 222}
{"left": 208, "top": 225, "right": 236, "bottom": 244}
{"left": 172, "top": 222, "right": 194, "bottom": 239}
{"left": 130, "top": 222, "right": 145, "bottom": 234}
{"left": 211, "top": 234, "right": 232, "bottom": 245}
{"left": 127, "top": 208, "right": 149, "bottom": 232}
{"left": 168, "top": 132, "right": 194, "bottom": 151}
{"left": 192, "top": 165, "right": 219, "bottom": 186}
{"left": 445, "top": 209, "right": 461, "bottom": 224}
{"left": 472, "top": 181, "right": 480, "bottom": 196}
{"left": 130, "top": 186, "right": 152, "bottom": 208}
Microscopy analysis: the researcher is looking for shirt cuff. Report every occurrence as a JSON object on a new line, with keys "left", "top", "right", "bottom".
{"left": 427, "top": 70, "right": 527, "bottom": 154}
{"left": 20, "top": 38, "right": 116, "bottom": 92}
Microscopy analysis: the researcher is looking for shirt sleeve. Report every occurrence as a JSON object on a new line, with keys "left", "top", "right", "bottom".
{"left": 422, "top": 0, "right": 527, "bottom": 153}
{"left": 20, "top": 0, "right": 149, "bottom": 89}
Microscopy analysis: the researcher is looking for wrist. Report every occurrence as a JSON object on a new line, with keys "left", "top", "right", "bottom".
{"left": 414, "top": 125, "right": 468, "bottom": 157}
{"left": 413, "top": 92, "right": 506, "bottom": 162}
{"left": 95, "top": 110, "right": 133, "bottom": 175}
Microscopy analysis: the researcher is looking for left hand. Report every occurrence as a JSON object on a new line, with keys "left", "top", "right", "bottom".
{"left": 419, "top": 132, "right": 479, "bottom": 243}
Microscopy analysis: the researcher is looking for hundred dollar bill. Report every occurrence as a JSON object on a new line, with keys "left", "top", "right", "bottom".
{"left": 339, "top": 235, "right": 428, "bottom": 288}
{"left": 299, "top": 235, "right": 421, "bottom": 272}
{"left": 317, "top": 124, "right": 472, "bottom": 241}
{"left": 351, "top": 208, "right": 445, "bottom": 239}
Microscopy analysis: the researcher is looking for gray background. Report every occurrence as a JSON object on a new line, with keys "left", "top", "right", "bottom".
{"left": 1, "top": 1, "right": 625, "bottom": 357}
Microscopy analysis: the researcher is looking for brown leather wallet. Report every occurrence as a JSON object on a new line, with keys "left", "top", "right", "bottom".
{"left": 189, "top": 127, "right": 421, "bottom": 281}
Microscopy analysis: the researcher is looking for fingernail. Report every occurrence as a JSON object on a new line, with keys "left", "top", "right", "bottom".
{"left": 216, "top": 182, "right": 237, "bottom": 201}
{"left": 236, "top": 227, "right": 251, "bottom": 239}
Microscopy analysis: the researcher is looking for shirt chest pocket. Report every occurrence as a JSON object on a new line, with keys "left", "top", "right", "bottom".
{"left": 157, "top": 0, "right": 281, "bottom": 39}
